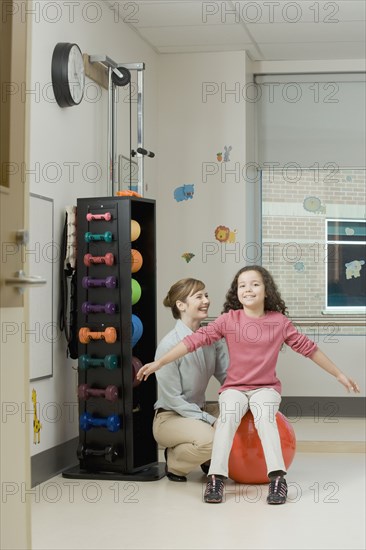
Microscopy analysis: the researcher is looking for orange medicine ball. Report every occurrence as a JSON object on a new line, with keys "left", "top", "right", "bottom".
{"left": 131, "top": 220, "right": 141, "bottom": 241}
{"left": 131, "top": 249, "right": 143, "bottom": 273}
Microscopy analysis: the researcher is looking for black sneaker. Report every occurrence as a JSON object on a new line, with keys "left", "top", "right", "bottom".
{"left": 204, "top": 475, "right": 225, "bottom": 504}
{"left": 267, "top": 476, "right": 288, "bottom": 505}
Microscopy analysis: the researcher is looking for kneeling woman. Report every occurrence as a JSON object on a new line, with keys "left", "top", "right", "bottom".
{"left": 153, "top": 278, "right": 228, "bottom": 481}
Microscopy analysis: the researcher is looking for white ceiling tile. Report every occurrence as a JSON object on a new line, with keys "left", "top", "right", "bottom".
{"left": 137, "top": 23, "right": 254, "bottom": 47}
{"left": 233, "top": 0, "right": 366, "bottom": 24}
{"left": 107, "top": 0, "right": 366, "bottom": 60}
{"left": 260, "top": 41, "right": 366, "bottom": 61}
{"left": 113, "top": 1, "right": 239, "bottom": 27}
{"left": 157, "top": 44, "right": 257, "bottom": 54}
{"left": 247, "top": 21, "right": 366, "bottom": 43}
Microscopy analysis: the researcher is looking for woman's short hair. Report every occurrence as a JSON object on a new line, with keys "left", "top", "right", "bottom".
{"left": 164, "top": 278, "right": 205, "bottom": 319}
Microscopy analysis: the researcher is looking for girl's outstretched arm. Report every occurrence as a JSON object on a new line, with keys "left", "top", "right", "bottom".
{"left": 136, "top": 341, "right": 189, "bottom": 381}
{"left": 310, "top": 348, "right": 360, "bottom": 393}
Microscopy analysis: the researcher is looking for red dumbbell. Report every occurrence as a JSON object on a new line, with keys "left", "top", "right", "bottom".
{"left": 78, "top": 384, "right": 118, "bottom": 402}
{"left": 86, "top": 212, "right": 112, "bottom": 222}
{"left": 132, "top": 356, "right": 143, "bottom": 388}
{"left": 79, "top": 326, "right": 117, "bottom": 344}
{"left": 84, "top": 253, "right": 114, "bottom": 267}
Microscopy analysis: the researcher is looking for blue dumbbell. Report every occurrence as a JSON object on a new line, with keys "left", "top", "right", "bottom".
{"left": 79, "top": 412, "right": 120, "bottom": 432}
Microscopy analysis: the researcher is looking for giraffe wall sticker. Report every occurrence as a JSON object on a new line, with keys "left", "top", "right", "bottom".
{"left": 32, "top": 388, "right": 42, "bottom": 444}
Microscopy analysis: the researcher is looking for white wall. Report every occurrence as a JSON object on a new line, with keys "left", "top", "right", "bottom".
{"left": 277, "top": 335, "right": 366, "bottom": 397}
{"left": 155, "top": 51, "right": 256, "bottom": 401}
{"left": 27, "top": 0, "right": 158, "bottom": 456}
{"left": 156, "top": 50, "right": 253, "bottom": 334}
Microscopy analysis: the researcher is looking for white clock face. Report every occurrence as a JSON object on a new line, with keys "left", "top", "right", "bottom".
{"left": 68, "top": 44, "right": 85, "bottom": 104}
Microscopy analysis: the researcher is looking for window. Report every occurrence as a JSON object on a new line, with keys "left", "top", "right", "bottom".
{"left": 326, "top": 219, "right": 366, "bottom": 311}
{"left": 261, "top": 168, "right": 366, "bottom": 318}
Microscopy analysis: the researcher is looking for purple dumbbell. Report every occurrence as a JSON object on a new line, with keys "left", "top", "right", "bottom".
{"left": 78, "top": 384, "right": 118, "bottom": 402}
{"left": 82, "top": 302, "right": 116, "bottom": 315}
{"left": 79, "top": 412, "right": 120, "bottom": 432}
{"left": 82, "top": 276, "right": 117, "bottom": 289}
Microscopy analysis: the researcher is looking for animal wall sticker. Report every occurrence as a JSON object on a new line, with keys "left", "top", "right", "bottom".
{"left": 174, "top": 184, "right": 194, "bottom": 202}
{"left": 215, "top": 225, "right": 237, "bottom": 244}
{"left": 345, "top": 260, "right": 365, "bottom": 280}
{"left": 32, "top": 388, "right": 42, "bottom": 444}
{"left": 182, "top": 252, "right": 195, "bottom": 263}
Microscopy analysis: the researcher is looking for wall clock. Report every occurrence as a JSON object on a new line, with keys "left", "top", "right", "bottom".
{"left": 51, "top": 42, "right": 85, "bottom": 107}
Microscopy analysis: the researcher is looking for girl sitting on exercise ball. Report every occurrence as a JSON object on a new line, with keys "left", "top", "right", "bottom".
{"left": 137, "top": 266, "right": 360, "bottom": 504}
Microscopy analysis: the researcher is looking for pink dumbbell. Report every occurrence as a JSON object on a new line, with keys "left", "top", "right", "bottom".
{"left": 84, "top": 253, "right": 114, "bottom": 267}
{"left": 78, "top": 384, "right": 118, "bottom": 402}
{"left": 86, "top": 212, "right": 112, "bottom": 222}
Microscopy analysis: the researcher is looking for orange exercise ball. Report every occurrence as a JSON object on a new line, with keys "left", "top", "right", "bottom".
{"left": 228, "top": 411, "right": 296, "bottom": 484}
{"left": 131, "top": 220, "right": 141, "bottom": 242}
{"left": 131, "top": 249, "right": 143, "bottom": 273}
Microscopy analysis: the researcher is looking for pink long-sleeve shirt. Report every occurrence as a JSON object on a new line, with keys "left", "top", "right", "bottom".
{"left": 183, "top": 309, "right": 318, "bottom": 395}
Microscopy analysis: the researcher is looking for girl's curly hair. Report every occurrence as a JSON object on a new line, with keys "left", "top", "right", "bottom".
{"left": 222, "top": 265, "right": 288, "bottom": 315}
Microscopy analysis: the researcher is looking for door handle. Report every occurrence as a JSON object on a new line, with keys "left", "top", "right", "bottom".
{"left": 5, "top": 270, "right": 47, "bottom": 293}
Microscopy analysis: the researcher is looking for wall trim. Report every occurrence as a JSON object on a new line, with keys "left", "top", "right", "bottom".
{"left": 296, "top": 441, "right": 365, "bottom": 453}
{"left": 279, "top": 396, "right": 365, "bottom": 419}
{"left": 31, "top": 438, "right": 78, "bottom": 487}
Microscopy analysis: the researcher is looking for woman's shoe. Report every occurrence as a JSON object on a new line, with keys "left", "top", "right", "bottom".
{"left": 164, "top": 449, "right": 187, "bottom": 482}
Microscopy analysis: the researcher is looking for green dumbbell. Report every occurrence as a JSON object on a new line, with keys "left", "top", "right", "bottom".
{"left": 84, "top": 231, "right": 113, "bottom": 243}
{"left": 78, "top": 354, "right": 119, "bottom": 370}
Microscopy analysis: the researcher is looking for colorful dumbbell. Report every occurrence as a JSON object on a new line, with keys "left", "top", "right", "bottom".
{"left": 86, "top": 212, "right": 112, "bottom": 222}
{"left": 79, "top": 326, "right": 117, "bottom": 344}
{"left": 79, "top": 412, "right": 120, "bottom": 432}
{"left": 82, "top": 302, "right": 117, "bottom": 315}
{"left": 132, "top": 356, "right": 143, "bottom": 388}
{"left": 83, "top": 253, "right": 114, "bottom": 267}
{"left": 85, "top": 231, "right": 113, "bottom": 243}
{"left": 77, "top": 443, "right": 118, "bottom": 463}
{"left": 82, "top": 276, "right": 117, "bottom": 289}
{"left": 78, "top": 384, "right": 118, "bottom": 402}
{"left": 78, "top": 354, "right": 118, "bottom": 370}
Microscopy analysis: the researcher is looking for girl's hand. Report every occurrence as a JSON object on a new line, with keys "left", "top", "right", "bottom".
{"left": 336, "top": 373, "right": 361, "bottom": 393}
{"left": 136, "top": 361, "right": 161, "bottom": 381}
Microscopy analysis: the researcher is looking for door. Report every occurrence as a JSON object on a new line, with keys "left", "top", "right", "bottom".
{"left": 1, "top": 2, "right": 32, "bottom": 548}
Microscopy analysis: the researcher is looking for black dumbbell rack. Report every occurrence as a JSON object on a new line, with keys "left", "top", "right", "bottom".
{"left": 63, "top": 196, "right": 165, "bottom": 480}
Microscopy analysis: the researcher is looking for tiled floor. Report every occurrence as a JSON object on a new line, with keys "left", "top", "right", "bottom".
{"left": 31, "top": 418, "right": 365, "bottom": 550}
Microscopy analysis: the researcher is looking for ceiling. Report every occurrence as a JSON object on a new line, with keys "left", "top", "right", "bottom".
{"left": 109, "top": 0, "right": 366, "bottom": 61}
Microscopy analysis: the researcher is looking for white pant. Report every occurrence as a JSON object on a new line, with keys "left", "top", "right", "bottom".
{"left": 208, "top": 388, "right": 286, "bottom": 478}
